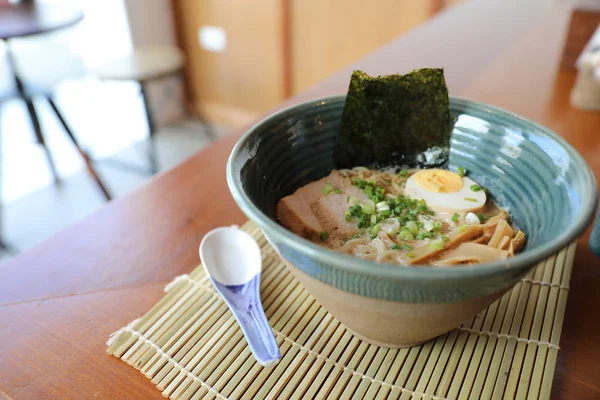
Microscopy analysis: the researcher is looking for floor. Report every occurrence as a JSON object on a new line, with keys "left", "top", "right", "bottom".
{"left": 0, "top": 79, "right": 228, "bottom": 260}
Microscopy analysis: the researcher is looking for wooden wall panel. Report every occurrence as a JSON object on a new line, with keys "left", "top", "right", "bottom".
{"left": 290, "top": 0, "right": 434, "bottom": 93}
{"left": 174, "top": 0, "right": 285, "bottom": 125}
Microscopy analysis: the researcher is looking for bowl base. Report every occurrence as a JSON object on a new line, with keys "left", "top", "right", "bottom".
{"left": 281, "top": 259, "right": 505, "bottom": 348}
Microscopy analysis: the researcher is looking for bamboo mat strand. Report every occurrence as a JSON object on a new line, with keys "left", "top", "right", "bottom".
{"left": 107, "top": 221, "right": 575, "bottom": 399}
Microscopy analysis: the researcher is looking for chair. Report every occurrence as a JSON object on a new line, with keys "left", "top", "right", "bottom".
{"left": 94, "top": 45, "right": 215, "bottom": 174}
{"left": 0, "top": 31, "right": 112, "bottom": 199}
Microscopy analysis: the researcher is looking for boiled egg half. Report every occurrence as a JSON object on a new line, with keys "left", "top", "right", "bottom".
{"left": 404, "top": 169, "right": 486, "bottom": 213}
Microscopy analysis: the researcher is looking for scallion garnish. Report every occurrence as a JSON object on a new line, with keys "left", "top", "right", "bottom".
{"left": 399, "top": 169, "right": 409, "bottom": 178}
{"left": 345, "top": 212, "right": 352, "bottom": 222}
{"left": 464, "top": 197, "right": 477, "bottom": 202}
{"left": 362, "top": 203, "right": 375, "bottom": 214}
{"left": 458, "top": 167, "right": 465, "bottom": 177}
{"left": 405, "top": 221, "right": 419, "bottom": 235}
{"left": 398, "top": 230, "right": 414, "bottom": 241}
{"left": 451, "top": 213, "right": 460, "bottom": 223}
{"left": 401, "top": 243, "right": 413, "bottom": 251}
{"left": 470, "top": 184, "right": 481, "bottom": 192}
{"left": 391, "top": 243, "right": 401, "bottom": 250}
{"left": 476, "top": 214, "right": 485, "bottom": 223}
{"left": 322, "top": 183, "right": 335, "bottom": 195}
{"left": 407, "top": 252, "right": 415, "bottom": 258}
{"left": 457, "top": 224, "right": 467, "bottom": 232}
{"left": 371, "top": 215, "right": 377, "bottom": 224}
{"left": 371, "top": 224, "right": 381, "bottom": 235}
{"left": 429, "top": 240, "right": 444, "bottom": 251}
{"left": 319, "top": 232, "right": 329, "bottom": 241}
{"left": 334, "top": 188, "right": 342, "bottom": 194}
{"left": 442, "top": 236, "right": 450, "bottom": 242}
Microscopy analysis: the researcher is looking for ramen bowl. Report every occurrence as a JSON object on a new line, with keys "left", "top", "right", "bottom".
{"left": 227, "top": 95, "right": 599, "bottom": 348}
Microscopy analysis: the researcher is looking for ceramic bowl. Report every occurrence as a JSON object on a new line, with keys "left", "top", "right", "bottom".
{"left": 227, "top": 95, "right": 599, "bottom": 348}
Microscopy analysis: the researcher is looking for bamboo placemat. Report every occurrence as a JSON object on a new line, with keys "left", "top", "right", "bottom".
{"left": 107, "top": 221, "right": 575, "bottom": 400}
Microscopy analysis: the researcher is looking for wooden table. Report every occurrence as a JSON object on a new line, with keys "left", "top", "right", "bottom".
{"left": 1, "top": 0, "right": 599, "bottom": 398}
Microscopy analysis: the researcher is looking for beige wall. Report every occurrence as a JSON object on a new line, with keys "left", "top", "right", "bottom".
{"left": 290, "top": 0, "right": 433, "bottom": 93}
{"left": 174, "top": 0, "right": 285, "bottom": 126}
{"left": 174, "top": 0, "right": 464, "bottom": 127}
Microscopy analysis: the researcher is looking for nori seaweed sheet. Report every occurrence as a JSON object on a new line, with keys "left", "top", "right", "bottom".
{"left": 335, "top": 69, "right": 452, "bottom": 169}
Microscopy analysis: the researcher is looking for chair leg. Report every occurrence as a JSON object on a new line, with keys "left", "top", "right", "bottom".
{"left": 140, "top": 82, "right": 159, "bottom": 174}
{"left": 25, "top": 98, "right": 61, "bottom": 184}
{"left": 47, "top": 97, "right": 112, "bottom": 201}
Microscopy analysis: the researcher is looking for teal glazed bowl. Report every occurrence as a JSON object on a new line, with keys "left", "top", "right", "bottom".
{"left": 227, "top": 95, "right": 599, "bottom": 347}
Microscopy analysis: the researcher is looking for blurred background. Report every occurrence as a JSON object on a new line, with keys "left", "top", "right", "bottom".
{"left": 17, "top": 0, "right": 600, "bottom": 261}
{"left": 0, "top": 0, "right": 469, "bottom": 257}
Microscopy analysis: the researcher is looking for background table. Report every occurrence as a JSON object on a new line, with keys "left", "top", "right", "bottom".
{"left": 0, "top": 2, "right": 82, "bottom": 40}
{"left": 1, "top": 0, "right": 599, "bottom": 398}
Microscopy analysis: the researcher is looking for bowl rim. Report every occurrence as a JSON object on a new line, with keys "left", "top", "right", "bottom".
{"left": 227, "top": 95, "right": 599, "bottom": 281}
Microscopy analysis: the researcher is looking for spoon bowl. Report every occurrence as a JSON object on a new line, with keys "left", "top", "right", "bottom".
{"left": 199, "top": 226, "right": 280, "bottom": 367}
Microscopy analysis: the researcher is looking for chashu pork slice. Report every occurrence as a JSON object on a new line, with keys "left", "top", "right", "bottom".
{"left": 276, "top": 171, "right": 347, "bottom": 241}
{"left": 311, "top": 185, "right": 370, "bottom": 246}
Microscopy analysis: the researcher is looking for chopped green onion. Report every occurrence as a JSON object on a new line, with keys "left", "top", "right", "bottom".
{"left": 407, "top": 252, "right": 415, "bottom": 258}
{"left": 442, "top": 236, "right": 450, "bottom": 242}
{"left": 362, "top": 203, "right": 375, "bottom": 214}
{"left": 371, "top": 224, "right": 381, "bottom": 235}
{"left": 399, "top": 169, "right": 409, "bottom": 178}
{"left": 376, "top": 201, "right": 390, "bottom": 213}
{"left": 405, "top": 221, "right": 419, "bottom": 235}
{"left": 476, "top": 214, "right": 485, "bottom": 223}
{"left": 369, "top": 232, "right": 377, "bottom": 239}
{"left": 464, "top": 197, "right": 477, "bottom": 202}
{"left": 391, "top": 243, "right": 401, "bottom": 250}
{"left": 371, "top": 215, "right": 377, "bottom": 224}
{"left": 319, "top": 232, "right": 329, "bottom": 241}
{"left": 351, "top": 233, "right": 361, "bottom": 239}
{"left": 458, "top": 167, "right": 465, "bottom": 177}
{"left": 345, "top": 212, "right": 352, "bottom": 222}
{"left": 457, "top": 224, "right": 467, "bottom": 232}
{"left": 380, "top": 218, "right": 400, "bottom": 235}
{"left": 334, "top": 188, "right": 342, "bottom": 194}
{"left": 451, "top": 213, "right": 460, "bottom": 223}
{"left": 433, "top": 221, "right": 442, "bottom": 232}
{"left": 380, "top": 209, "right": 391, "bottom": 217}
{"left": 428, "top": 210, "right": 435, "bottom": 216}
{"left": 347, "top": 196, "right": 359, "bottom": 206}
{"left": 398, "top": 230, "right": 414, "bottom": 241}
{"left": 416, "top": 233, "right": 425, "bottom": 240}
{"left": 375, "top": 186, "right": 386, "bottom": 196}
{"left": 322, "top": 183, "right": 335, "bottom": 195}
{"left": 429, "top": 240, "right": 444, "bottom": 251}
{"left": 470, "top": 184, "right": 481, "bottom": 192}
{"left": 401, "top": 243, "right": 413, "bottom": 251}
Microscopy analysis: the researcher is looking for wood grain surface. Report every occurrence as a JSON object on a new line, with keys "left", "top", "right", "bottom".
{"left": 1, "top": 0, "right": 599, "bottom": 398}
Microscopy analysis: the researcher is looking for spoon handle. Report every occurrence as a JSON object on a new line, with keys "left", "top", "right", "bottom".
{"left": 212, "top": 274, "right": 281, "bottom": 367}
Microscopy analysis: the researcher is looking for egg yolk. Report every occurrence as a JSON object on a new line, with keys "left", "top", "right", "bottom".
{"left": 412, "top": 169, "right": 463, "bottom": 193}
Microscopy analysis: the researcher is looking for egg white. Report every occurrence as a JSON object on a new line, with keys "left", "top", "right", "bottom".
{"left": 404, "top": 175, "right": 486, "bottom": 213}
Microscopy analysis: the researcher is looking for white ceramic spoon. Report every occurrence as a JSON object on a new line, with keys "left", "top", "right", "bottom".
{"left": 199, "top": 226, "right": 280, "bottom": 367}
